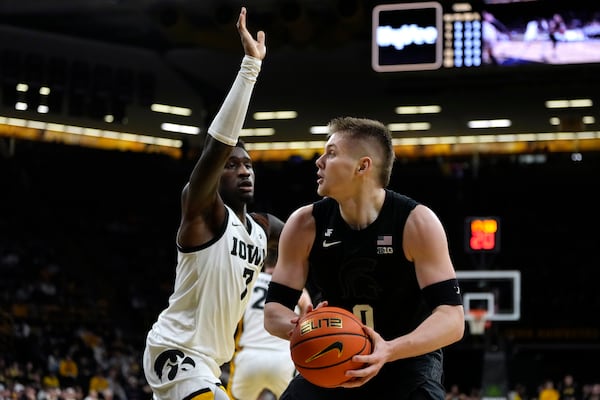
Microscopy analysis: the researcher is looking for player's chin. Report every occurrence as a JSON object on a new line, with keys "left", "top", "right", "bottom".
{"left": 240, "top": 192, "right": 254, "bottom": 202}
{"left": 316, "top": 184, "right": 328, "bottom": 197}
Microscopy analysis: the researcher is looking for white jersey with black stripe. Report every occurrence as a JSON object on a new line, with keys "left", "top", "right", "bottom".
{"left": 227, "top": 271, "right": 296, "bottom": 400}
{"left": 236, "top": 271, "right": 291, "bottom": 351}
{"left": 146, "top": 205, "right": 267, "bottom": 380}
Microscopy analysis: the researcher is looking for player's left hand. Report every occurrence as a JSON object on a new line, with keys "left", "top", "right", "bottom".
{"left": 338, "top": 325, "right": 388, "bottom": 388}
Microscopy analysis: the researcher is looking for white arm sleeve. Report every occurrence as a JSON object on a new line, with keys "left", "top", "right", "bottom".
{"left": 207, "top": 55, "right": 262, "bottom": 146}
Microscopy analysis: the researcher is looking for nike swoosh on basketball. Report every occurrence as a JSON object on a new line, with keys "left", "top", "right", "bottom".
{"left": 305, "top": 341, "right": 344, "bottom": 363}
{"left": 322, "top": 240, "right": 342, "bottom": 248}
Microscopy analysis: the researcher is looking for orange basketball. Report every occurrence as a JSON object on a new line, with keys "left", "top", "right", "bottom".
{"left": 290, "top": 306, "right": 372, "bottom": 388}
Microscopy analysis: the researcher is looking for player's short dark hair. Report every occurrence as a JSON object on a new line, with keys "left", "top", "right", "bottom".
{"left": 235, "top": 139, "right": 247, "bottom": 151}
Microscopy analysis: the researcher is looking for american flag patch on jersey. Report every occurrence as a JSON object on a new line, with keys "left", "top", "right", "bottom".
{"left": 377, "top": 235, "right": 392, "bottom": 246}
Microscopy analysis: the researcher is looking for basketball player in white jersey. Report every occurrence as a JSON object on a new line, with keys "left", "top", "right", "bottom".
{"left": 226, "top": 250, "right": 310, "bottom": 400}
{"left": 143, "top": 8, "right": 283, "bottom": 400}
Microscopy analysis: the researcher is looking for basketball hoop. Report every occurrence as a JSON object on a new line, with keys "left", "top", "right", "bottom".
{"left": 468, "top": 309, "right": 488, "bottom": 335}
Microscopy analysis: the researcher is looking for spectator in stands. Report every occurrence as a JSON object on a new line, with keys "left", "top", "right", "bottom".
{"left": 509, "top": 383, "right": 528, "bottom": 400}
{"left": 41, "top": 371, "right": 60, "bottom": 391}
{"left": 540, "top": 379, "right": 560, "bottom": 400}
{"left": 445, "top": 384, "right": 468, "bottom": 400}
{"left": 558, "top": 374, "right": 580, "bottom": 400}
{"left": 58, "top": 355, "right": 78, "bottom": 388}
{"left": 584, "top": 383, "right": 600, "bottom": 400}
{"left": 88, "top": 368, "right": 109, "bottom": 395}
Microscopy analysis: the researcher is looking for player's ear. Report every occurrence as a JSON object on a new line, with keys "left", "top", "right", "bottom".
{"left": 357, "top": 157, "right": 371, "bottom": 172}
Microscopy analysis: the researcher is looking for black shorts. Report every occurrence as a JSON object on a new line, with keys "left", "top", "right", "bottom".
{"left": 281, "top": 350, "right": 446, "bottom": 400}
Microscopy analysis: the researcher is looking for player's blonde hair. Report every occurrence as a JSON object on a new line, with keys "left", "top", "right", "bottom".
{"left": 327, "top": 117, "right": 395, "bottom": 187}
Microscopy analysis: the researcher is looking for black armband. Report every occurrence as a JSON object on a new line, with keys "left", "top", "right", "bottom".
{"left": 422, "top": 278, "right": 463, "bottom": 309}
{"left": 265, "top": 281, "right": 303, "bottom": 311}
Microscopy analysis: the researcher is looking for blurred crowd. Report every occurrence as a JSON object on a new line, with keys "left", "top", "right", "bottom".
{"left": 2, "top": 139, "right": 599, "bottom": 400}
{"left": 445, "top": 374, "right": 600, "bottom": 400}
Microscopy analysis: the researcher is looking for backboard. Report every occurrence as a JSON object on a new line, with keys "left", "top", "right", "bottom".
{"left": 456, "top": 270, "right": 521, "bottom": 322}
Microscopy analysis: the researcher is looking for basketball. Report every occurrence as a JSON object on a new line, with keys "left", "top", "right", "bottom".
{"left": 289, "top": 306, "right": 372, "bottom": 388}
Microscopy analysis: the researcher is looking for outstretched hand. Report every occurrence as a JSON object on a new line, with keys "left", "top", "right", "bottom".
{"left": 237, "top": 7, "right": 266, "bottom": 61}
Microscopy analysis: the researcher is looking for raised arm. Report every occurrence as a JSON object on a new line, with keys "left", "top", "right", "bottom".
{"left": 178, "top": 7, "right": 266, "bottom": 248}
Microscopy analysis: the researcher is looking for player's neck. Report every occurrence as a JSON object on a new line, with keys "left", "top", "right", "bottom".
{"left": 338, "top": 188, "right": 385, "bottom": 230}
{"left": 232, "top": 206, "right": 248, "bottom": 229}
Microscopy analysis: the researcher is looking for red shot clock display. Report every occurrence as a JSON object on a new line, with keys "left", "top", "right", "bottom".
{"left": 465, "top": 216, "right": 500, "bottom": 253}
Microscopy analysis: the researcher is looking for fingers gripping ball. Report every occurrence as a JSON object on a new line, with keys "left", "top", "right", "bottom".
{"left": 290, "top": 306, "right": 372, "bottom": 388}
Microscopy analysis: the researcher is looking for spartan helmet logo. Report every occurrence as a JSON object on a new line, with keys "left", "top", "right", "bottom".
{"left": 154, "top": 350, "right": 196, "bottom": 381}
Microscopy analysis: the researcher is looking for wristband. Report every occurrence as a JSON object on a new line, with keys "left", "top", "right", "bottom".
{"left": 266, "top": 281, "right": 303, "bottom": 311}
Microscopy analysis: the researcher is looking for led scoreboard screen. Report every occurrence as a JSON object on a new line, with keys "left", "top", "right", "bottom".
{"left": 372, "top": 0, "right": 600, "bottom": 72}
{"left": 372, "top": 1, "right": 479, "bottom": 71}
{"left": 372, "top": 2, "right": 443, "bottom": 72}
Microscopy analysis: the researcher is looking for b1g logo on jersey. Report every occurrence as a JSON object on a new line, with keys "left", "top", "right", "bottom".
{"left": 376, "top": 235, "right": 393, "bottom": 254}
{"left": 230, "top": 237, "right": 265, "bottom": 267}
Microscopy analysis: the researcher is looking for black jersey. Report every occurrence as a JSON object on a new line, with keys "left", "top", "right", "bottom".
{"left": 286, "top": 189, "right": 446, "bottom": 399}
{"left": 307, "top": 189, "right": 430, "bottom": 340}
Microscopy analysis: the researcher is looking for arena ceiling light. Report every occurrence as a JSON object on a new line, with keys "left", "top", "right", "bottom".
{"left": 253, "top": 111, "right": 298, "bottom": 120}
{"left": 545, "top": 99, "right": 593, "bottom": 108}
{"left": 151, "top": 103, "right": 192, "bottom": 116}
{"left": 395, "top": 105, "right": 442, "bottom": 114}
{"left": 240, "top": 128, "right": 275, "bottom": 137}
{"left": 467, "top": 119, "right": 512, "bottom": 129}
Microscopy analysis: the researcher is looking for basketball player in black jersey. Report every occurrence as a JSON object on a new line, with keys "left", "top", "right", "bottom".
{"left": 264, "top": 117, "right": 465, "bottom": 399}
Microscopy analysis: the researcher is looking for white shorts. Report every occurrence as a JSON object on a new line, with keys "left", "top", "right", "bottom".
{"left": 227, "top": 348, "right": 296, "bottom": 400}
{"left": 144, "top": 333, "right": 226, "bottom": 400}
{"left": 149, "top": 379, "right": 230, "bottom": 400}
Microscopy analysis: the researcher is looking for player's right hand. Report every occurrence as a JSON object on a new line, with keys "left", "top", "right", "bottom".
{"left": 311, "top": 301, "right": 329, "bottom": 312}
{"left": 236, "top": 7, "right": 266, "bottom": 61}
{"left": 287, "top": 300, "right": 328, "bottom": 337}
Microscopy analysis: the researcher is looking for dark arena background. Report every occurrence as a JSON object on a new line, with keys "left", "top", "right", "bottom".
{"left": 1, "top": 1, "right": 600, "bottom": 400}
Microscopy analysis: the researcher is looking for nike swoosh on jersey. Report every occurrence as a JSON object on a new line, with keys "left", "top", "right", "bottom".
{"left": 305, "top": 341, "right": 344, "bottom": 362}
{"left": 322, "top": 240, "right": 342, "bottom": 248}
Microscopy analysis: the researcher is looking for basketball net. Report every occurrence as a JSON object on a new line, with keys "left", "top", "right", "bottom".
{"left": 468, "top": 309, "right": 487, "bottom": 335}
